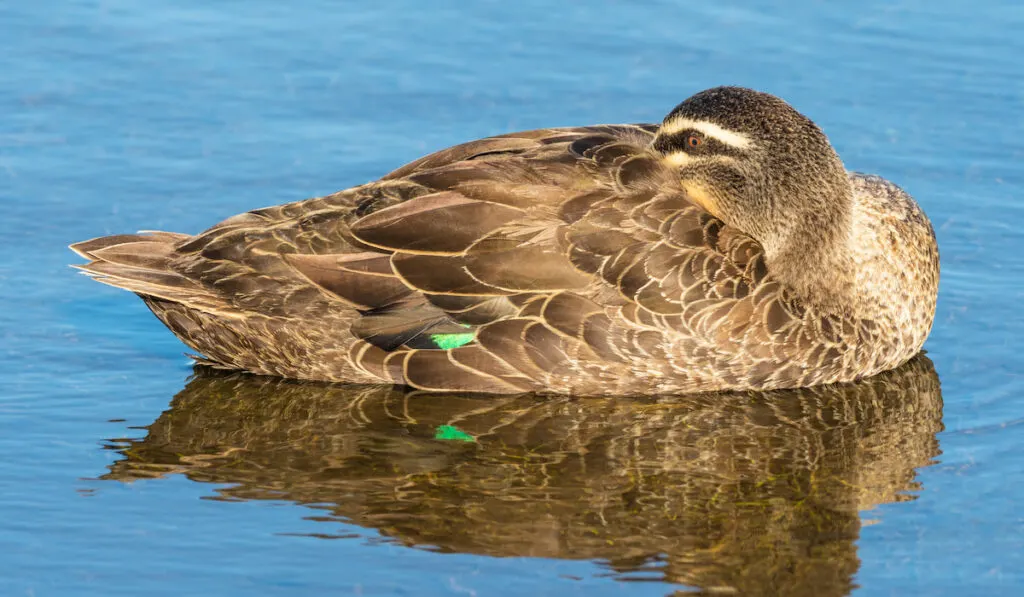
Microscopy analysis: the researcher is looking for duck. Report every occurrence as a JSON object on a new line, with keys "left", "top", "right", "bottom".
{"left": 70, "top": 86, "right": 939, "bottom": 395}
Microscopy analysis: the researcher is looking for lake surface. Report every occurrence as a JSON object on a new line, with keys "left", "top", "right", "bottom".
{"left": 3, "top": 1, "right": 1023, "bottom": 595}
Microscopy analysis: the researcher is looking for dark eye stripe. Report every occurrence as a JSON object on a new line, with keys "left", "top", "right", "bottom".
{"left": 654, "top": 129, "right": 747, "bottom": 157}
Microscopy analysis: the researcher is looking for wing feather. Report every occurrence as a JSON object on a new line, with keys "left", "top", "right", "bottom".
{"left": 350, "top": 191, "right": 525, "bottom": 254}
{"left": 71, "top": 121, "right": 824, "bottom": 393}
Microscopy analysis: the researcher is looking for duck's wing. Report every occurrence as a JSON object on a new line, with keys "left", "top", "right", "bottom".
{"left": 330, "top": 124, "right": 776, "bottom": 393}
{"left": 157, "top": 124, "right": 662, "bottom": 316}
{"left": 74, "top": 124, "right": 783, "bottom": 392}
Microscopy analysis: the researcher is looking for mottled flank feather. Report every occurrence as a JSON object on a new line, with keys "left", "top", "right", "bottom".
{"left": 71, "top": 88, "right": 939, "bottom": 395}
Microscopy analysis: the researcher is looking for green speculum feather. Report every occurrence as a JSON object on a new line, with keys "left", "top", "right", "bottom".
{"left": 430, "top": 332, "right": 475, "bottom": 350}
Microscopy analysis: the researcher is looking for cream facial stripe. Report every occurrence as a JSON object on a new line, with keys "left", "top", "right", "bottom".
{"left": 657, "top": 117, "right": 755, "bottom": 150}
{"left": 662, "top": 152, "right": 739, "bottom": 167}
{"left": 663, "top": 151, "right": 695, "bottom": 166}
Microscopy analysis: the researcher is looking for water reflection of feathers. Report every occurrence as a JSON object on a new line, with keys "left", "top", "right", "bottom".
{"left": 103, "top": 355, "right": 943, "bottom": 596}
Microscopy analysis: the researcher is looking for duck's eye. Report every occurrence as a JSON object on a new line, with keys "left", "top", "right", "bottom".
{"left": 687, "top": 134, "right": 704, "bottom": 149}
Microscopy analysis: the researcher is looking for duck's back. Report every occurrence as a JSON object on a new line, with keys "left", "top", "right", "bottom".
{"left": 71, "top": 126, "right": 934, "bottom": 394}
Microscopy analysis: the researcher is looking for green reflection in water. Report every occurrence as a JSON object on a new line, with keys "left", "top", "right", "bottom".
{"left": 434, "top": 425, "right": 476, "bottom": 442}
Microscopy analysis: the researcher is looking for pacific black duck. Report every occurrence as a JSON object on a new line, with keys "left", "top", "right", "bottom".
{"left": 71, "top": 86, "right": 939, "bottom": 394}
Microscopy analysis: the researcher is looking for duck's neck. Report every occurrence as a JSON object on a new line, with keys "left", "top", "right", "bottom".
{"left": 763, "top": 191, "right": 859, "bottom": 315}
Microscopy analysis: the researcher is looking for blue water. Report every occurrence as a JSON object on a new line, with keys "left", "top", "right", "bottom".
{"left": 4, "top": 1, "right": 1024, "bottom": 595}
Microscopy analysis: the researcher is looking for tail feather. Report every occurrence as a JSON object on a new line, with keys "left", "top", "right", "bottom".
{"left": 71, "top": 230, "right": 397, "bottom": 382}
{"left": 134, "top": 230, "right": 192, "bottom": 243}
{"left": 70, "top": 234, "right": 153, "bottom": 259}
{"left": 89, "top": 240, "right": 175, "bottom": 270}
{"left": 71, "top": 232, "right": 224, "bottom": 311}
{"left": 70, "top": 231, "right": 191, "bottom": 259}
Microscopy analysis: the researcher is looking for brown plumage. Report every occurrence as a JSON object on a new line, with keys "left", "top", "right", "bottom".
{"left": 71, "top": 87, "right": 939, "bottom": 395}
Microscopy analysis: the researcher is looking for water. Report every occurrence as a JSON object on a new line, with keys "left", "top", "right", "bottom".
{"left": 3, "top": 1, "right": 1022, "bottom": 595}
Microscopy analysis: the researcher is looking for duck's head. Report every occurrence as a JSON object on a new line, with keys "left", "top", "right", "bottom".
{"left": 652, "top": 87, "right": 852, "bottom": 254}
{"left": 652, "top": 87, "right": 855, "bottom": 304}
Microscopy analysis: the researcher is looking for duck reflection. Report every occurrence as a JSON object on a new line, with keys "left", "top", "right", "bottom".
{"left": 103, "top": 355, "right": 943, "bottom": 596}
